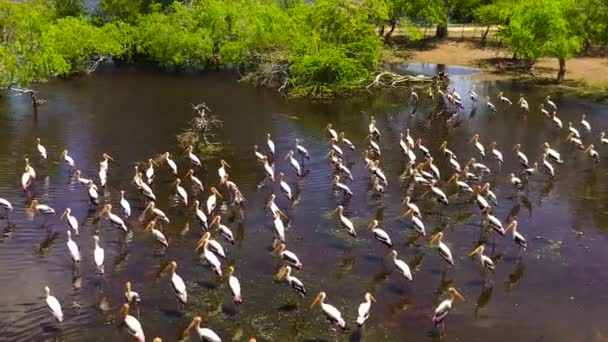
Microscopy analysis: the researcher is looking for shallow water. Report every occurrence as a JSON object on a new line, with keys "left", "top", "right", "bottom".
{"left": 0, "top": 64, "right": 608, "bottom": 342}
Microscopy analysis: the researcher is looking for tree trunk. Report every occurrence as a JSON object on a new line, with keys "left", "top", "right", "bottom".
{"left": 436, "top": 24, "right": 448, "bottom": 39}
{"left": 481, "top": 25, "right": 491, "bottom": 45}
{"left": 378, "top": 25, "right": 385, "bottom": 37}
{"left": 557, "top": 58, "right": 566, "bottom": 82}
{"left": 435, "top": 0, "right": 449, "bottom": 39}
{"left": 384, "top": 19, "right": 396, "bottom": 43}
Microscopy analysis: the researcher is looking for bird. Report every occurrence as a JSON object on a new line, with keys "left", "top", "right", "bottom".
{"left": 218, "top": 160, "right": 231, "bottom": 184}
{"left": 544, "top": 95, "right": 557, "bottom": 111}
{"left": 60, "top": 150, "right": 75, "bottom": 168}
{"left": 162, "top": 261, "right": 187, "bottom": 305}
{"left": 185, "top": 146, "right": 202, "bottom": 167}
{"left": 124, "top": 281, "right": 141, "bottom": 303}
{"left": 512, "top": 144, "right": 529, "bottom": 168}
{"left": 487, "top": 142, "right": 503, "bottom": 165}
{"left": 509, "top": 173, "right": 523, "bottom": 188}
{"left": 185, "top": 169, "right": 204, "bottom": 192}
{"left": 517, "top": 94, "right": 529, "bottom": 112}
{"left": 145, "top": 159, "right": 156, "bottom": 184}
{"left": 120, "top": 190, "right": 131, "bottom": 218}
{"left": 253, "top": 145, "right": 267, "bottom": 163}
{"left": 66, "top": 230, "right": 80, "bottom": 263}
{"left": 60, "top": 208, "right": 79, "bottom": 235}
{"left": 266, "top": 133, "right": 275, "bottom": 155}
{"left": 581, "top": 114, "right": 591, "bottom": 132}
{"left": 600, "top": 132, "right": 608, "bottom": 144}
{"left": 87, "top": 182, "right": 99, "bottom": 206}
{"left": 206, "top": 187, "right": 222, "bottom": 214}
{"left": 36, "top": 138, "right": 47, "bottom": 159}
{"left": 402, "top": 208, "right": 425, "bottom": 237}
{"left": 144, "top": 219, "right": 168, "bottom": 248}
{"left": 275, "top": 265, "right": 306, "bottom": 297}
{"left": 183, "top": 316, "right": 221, "bottom": 342}
{"left": 505, "top": 220, "right": 527, "bottom": 250}
{"left": 584, "top": 144, "right": 600, "bottom": 163}
{"left": 333, "top": 175, "right": 353, "bottom": 197}
{"left": 193, "top": 200, "right": 208, "bottom": 230}
{"left": 311, "top": 291, "right": 346, "bottom": 330}
{"left": 209, "top": 215, "right": 235, "bottom": 244}
{"left": 497, "top": 91, "right": 512, "bottom": 105}
{"left": 331, "top": 205, "right": 356, "bottom": 237}
{"left": 542, "top": 142, "right": 564, "bottom": 164}
{"left": 388, "top": 250, "right": 413, "bottom": 281}
{"left": 432, "top": 287, "right": 466, "bottom": 326}
{"left": 367, "top": 219, "right": 393, "bottom": 247}
{"left": 276, "top": 172, "right": 292, "bottom": 201}
{"left": 226, "top": 266, "right": 242, "bottom": 304}
{"left": 164, "top": 152, "right": 178, "bottom": 176}
{"left": 402, "top": 196, "right": 422, "bottom": 218}
{"left": 118, "top": 304, "right": 145, "bottom": 342}
{"left": 326, "top": 123, "right": 338, "bottom": 141}
{"left": 144, "top": 201, "right": 170, "bottom": 223}
{"left": 29, "top": 199, "right": 56, "bottom": 216}
{"left": 448, "top": 173, "right": 473, "bottom": 193}
{"left": 485, "top": 96, "right": 497, "bottom": 113}
{"left": 174, "top": 178, "right": 188, "bottom": 206}
{"left": 356, "top": 292, "right": 376, "bottom": 326}
{"left": 339, "top": 132, "right": 356, "bottom": 151}
{"left": 93, "top": 235, "right": 104, "bottom": 274}
{"left": 568, "top": 122, "right": 581, "bottom": 139}
{"left": 196, "top": 233, "right": 223, "bottom": 276}
{"left": 44, "top": 286, "right": 63, "bottom": 322}
{"left": 99, "top": 204, "right": 127, "bottom": 231}
{"left": 285, "top": 150, "right": 302, "bottom": 176}
{"left": 295, "top": 138, "right": 311, "bottom": 159}
{"left": 430, "top": 232, "right": 454, "bottom": 265}
{"left": 272, "top": 243, "right": 302, "bottom": 270}
{"left": 469, "top": 244, "right": 495, "bottom": 272}
{"left": 0, "top": 197, "right": 13, "bottom": 213}
{"left": 469, "top": 134, "right": 485, "bottom": 158}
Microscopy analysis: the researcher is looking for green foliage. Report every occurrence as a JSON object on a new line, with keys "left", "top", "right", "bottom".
{"left": 53, "top": 0, "right": 85, "bottom": 17}
{"left": 503, "top": 0, "right": 582, "bottom": 60}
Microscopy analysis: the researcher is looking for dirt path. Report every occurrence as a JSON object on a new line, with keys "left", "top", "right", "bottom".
{"left": 405, "top": 40, "right": 608, "bottom": 90}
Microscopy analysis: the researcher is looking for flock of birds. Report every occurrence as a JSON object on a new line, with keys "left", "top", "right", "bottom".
{"left": 1, "top": 88, "right": 607, "bottom": 342}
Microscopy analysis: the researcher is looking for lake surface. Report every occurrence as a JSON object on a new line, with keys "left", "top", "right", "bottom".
{"left": 1, "top": 64, "right": 608, "bottom": 342}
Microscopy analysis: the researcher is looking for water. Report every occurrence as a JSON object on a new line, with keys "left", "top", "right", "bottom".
{"left": 0, "top": 64, "right": 608, "bottom": 342}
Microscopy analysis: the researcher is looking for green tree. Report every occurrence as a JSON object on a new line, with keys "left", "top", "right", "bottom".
{"left": 503, "top": 0, "right": 582, "bottom": 81}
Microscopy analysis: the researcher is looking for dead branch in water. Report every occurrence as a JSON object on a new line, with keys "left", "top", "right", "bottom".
{"left": 177, "top": 102, "right": 223, "bottom": 154}
{"left": 8, "top": 84, "right": 46, "bottom": 110}
{"left": 366, "top": 71, "right": 447, "bottom": 89}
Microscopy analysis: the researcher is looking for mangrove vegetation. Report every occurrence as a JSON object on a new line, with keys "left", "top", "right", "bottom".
{"left": 1, "top": 0, "right": 607, "bottom": 97}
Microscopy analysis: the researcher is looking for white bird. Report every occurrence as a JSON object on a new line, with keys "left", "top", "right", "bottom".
{"left": 144, "top": 202, "right": 170, "bottom": 223}
{"left": 217, "top": 159, "right": 231, "bottom": 184}
{"left": 285, "top": 150, "right": 302, "bottom": 176}
{"left": 66, "top": 230, "right": 80, "bottom": 262}
{"left": 145, "top": 159, "right": 156, "bottom": 184}
{"left": 277, "top": 172, "right": 292, "bottom": 201}
{"left": 185, "top": 146, "right": 202, "bottom": 167}
{"left": 517, "top": 94, "right": 529, "bottom": 112}
{"left": 118, "top": 304, "right": 145, "bottom": 342}
{"left": 481, "top": 207, "right": 505, "bottom": 235}
{"left": 600, "top": 132, "right": 608, "bottom": 145}
{"left": 331, "top": 205, "right": 356, "bottom": 237}
{"left": 164, "top": 152, "right": 178, "bottom": 176}
{"left": 99, "top": 153, "right": 113, "bottom": 172}
{"left": 60, "top": 208, "right": 79, "bottom": 235}
{"left": 432, "top": 287, "right": 465, "bottom": 326}
{"left": 194, "top": 200, "right": 208, "bottom": 230}
{"left": 388, "top": 250, "right": 413, "bottom": 281}
{"left": 226, "top": 266, "right": 242, "bottom": 304}
{"left": 295, "top": 138, "right": 311, "bottom": 159}
{"left": 196, "top": 234, "right": 223, "bottom": 276}
{"left": 99, "top": 204, "right": 127, "bottom": 231}
{"left": 326, "top": 123, "right": 338, "bottom": 141}
{"left": 198, "top": 231, "right": 226, "bottom": 259}
{"left": 253, "top": 145, "right": 266, "bottom": 163}
{"left": 512, "top": 144, "right": 529, "bottom": 168}
{"left": 356, "top": 292, "right": 376, "bottom": 326}
{"left": 431, "top": 232, "right": 454, "bottom": 265}
{"left": 505, "top": 220, "right": 527, "bottom": 250}
{"left": 163, "top": 261, "right": 187, "bottom": 304}
{"left": 0, "top": 197, "right": 13, "bottom": 213}
{"left": 93, "top": 235, "right": 104, "bottom": 274}
{"left": 415, "top": 139, "right": 431, "bottom": 158}
{"left": 74, "top": 170, "right": 92, "bottom": 187}
{"left": 120, "top": 190, "right": 131, "bottom": 218}
{"left": 539, "top": 103, "right": 551, "bottom": 118}
{"left": 333, "top": 175, "right": 353, "bottom": 197}
{"left": 485, "top": 96, "right": 497, "bottom": 113}
{"left": 568, "top": 122, "right": 581, "bottom": 139}
{"left": 124, "top": 281, "right": 141, "bottom": 303}
{"left": 273, "top": 214, "right": 286, "bottom": 243}
{"left": 145, "top": 219, "right": 168, "bottom": 248}
{"left": 275, "top": 265, "right": 306, "bottom": 297}
{"left": 566, "top": 132, "right": 585, "bottom": 150}
{"left": 468, "top": 89, "right": 478, "bottom": 102}
{"left": 368, "top": 219, "right": 393, "bottom": 248}
{"left": 487, "top": 142, "right": 503, "bottom": 165}
{"left": 210, "top": 215, "right": 235, "bottom": 245}
{"left": 542, "top": 142, "right": 564, "bottom": 164}
{"left": 469, "top": 134, "right": 485, "bottom": 158}
{"left": 273, "top": 243, "right": 302, "bottom": 270}
{"left": 541, "top": 153, "right": 555, "bottom": 177}
{"left": 545, "top": 95, "right": 557, "bottom": 111}
{"left": 174, "top": 178, "right": 188, "bottom": 206}
{"left": 509, "top": 173, "right": 523, "bottom": 188}
{"left": 402, "top": 208, "right": 425, "bottom": 237}
{"left": 339, "top": 132, "right": 356, "bottom": 151}
{"left": 206, "top": 186, "right": 222, "bottom": 214}
{"left": 311, "top": 291, "right": 346, "bottom": 330}
{"left": 402, "top": 196, "right": 422, "bottom": 219}
{"left": 469, "top": 244, "right": 495, "bottom": 272}
{"left": 263, "top": 160, "right": 275, "bottom": 182}
{"left": 29, "top": 199, "right": 55, "bottom": 216}
{"left": 183, "top": 316, "right": 221, "bottom": 342}
{"left": 330, "top": 138, "right": 344, "bottom": 157}
{"left": 60, "top": 150, "right": 75, "bottom": 168}
{"left": 185, "top": 169, "right": 204, "bottom": 192}
{"left": 581, "top": 114, "right": 591, "bottom": 132}
{"left": 44, "top": 286, "right": 63, "bottom": 322}
{"left": 266, "top": 133, "right": 276, "bottom": 155}
{"left": 584, "top": 144, "right": 600, "bottom": 163}
{"left": 448, "top": 173, "right": 473, "bottom": 193}
{"left": 36, "top": 138, "right": 47, "bottom": 159}
{"left": 497, "top": 91, "right": 512, "bottom": 105}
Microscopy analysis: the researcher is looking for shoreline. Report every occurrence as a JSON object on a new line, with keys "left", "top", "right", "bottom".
{"left": 384, "top": 39, "right": 608, "bottom": 102}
